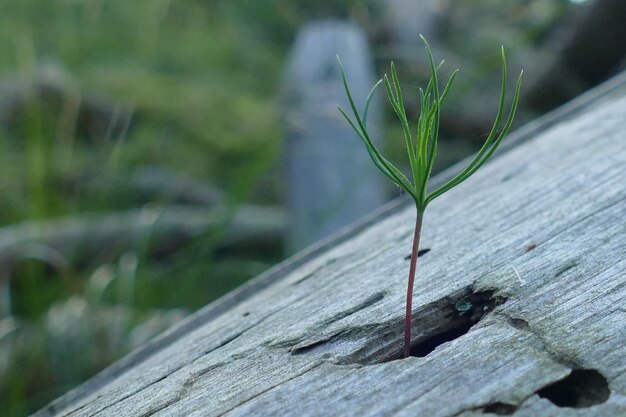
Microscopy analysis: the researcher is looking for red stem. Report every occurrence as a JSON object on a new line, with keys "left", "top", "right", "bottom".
{"left": 404, "top": 209, "right": 424, "bottom": 358}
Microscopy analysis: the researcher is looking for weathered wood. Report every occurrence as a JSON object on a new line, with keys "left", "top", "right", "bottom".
{"left": 0, "top": 204, "right": 285, "bottom": 271}
{"left": 0, "top": 75, "right": 134, "bottom": 143}
{"left": 36, "top": 77, "right": 626, "bottom": 416}
{"left": 282, "top": 20, "right": 385, "bottom": 252}
{"left": 127, "top": 166, "right": 224, "bottom": 207}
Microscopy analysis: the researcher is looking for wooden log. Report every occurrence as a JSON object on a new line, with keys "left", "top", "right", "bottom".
{"left": 127, "top": 166, "right": 224, "bottom": 207}
{"left": 282, "top": 20, "right": 386, "bottom": 253}
{"left": 0, "top": 204, "right": 285, "bottom": 273}
{"left": 76, "top": 166, "right": 224, "bottom": 207}
{"left": 0, "top": 75, "right": 134, "bottom": 143}
{"left": 35, "top": 73, "right": 626, "bottom": 416}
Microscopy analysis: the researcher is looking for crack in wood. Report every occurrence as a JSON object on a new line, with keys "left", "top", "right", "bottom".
{"left": 70, "top": 309, "right": 293, "bottom": 416}
{"left": 502, "top": 313, "right": 581, "bottom": 368}
{"left": 317, "top": 291, "right": 386, "bottom": 328}
{"left": 554, "top": 260, "right": 579, "bottom": 278}
{"left": 135, "top": 394, "right": 182, "bottom": 417}
{"left": 215, "top": 362, "right": 324, "bottom": 417}
{"left": 289, "top": 287, "right": 506, "bottom": 365}
{"left": 124, "top": 361, "right": 231, "bottom": 417}
{"left": 450, "top": 401, "right": 518, "bottom": 417}
{"left": 292, "top": 257, "right": 339, "bottom": 285}
{"left": 404, "top": 248, "right": 430, "bottom": 260}
{"left": 88, "top": 374, "right": 169, "bottom": 417}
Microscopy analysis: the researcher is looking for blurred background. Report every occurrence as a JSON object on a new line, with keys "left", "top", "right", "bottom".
{"left": 1, "top": 0, "right": 624, "bottom": 415}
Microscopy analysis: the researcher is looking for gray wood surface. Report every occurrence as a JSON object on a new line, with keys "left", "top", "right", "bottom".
{"left": 36, "top": 82, "right": 626, "bottom": 415}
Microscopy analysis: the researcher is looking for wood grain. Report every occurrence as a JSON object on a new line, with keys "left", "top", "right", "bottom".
{"left": 35, "top": 87, "right": 626, "bottom": 416}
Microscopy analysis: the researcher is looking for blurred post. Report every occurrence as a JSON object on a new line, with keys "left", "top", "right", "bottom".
{"left": 282, "top": 20, "right": 386, "bottom": 253}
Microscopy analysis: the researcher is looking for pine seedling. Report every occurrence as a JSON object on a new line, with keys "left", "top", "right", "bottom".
{"left": 338, "top": 36, "right": 522, "bottom": 358}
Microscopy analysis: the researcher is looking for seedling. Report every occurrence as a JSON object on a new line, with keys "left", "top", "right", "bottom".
{"left": 338, "top": 36, "right": 522, "bottom": 358}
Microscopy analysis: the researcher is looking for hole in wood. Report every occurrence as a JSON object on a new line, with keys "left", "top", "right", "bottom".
{"left": 536, "top": 369, "right": 610, "bottom": 408}
{"left": 404, "top": 248, "right": 430, "bottom": 260}
{"left": 286, "top": 288, "right": 505, "bottom": 365}
{"left": 525, "top": 242, "right": 537, "bottom": 252}
{"left": 410, "top": 320, "right": 474, "bottom": 357}
{"left": 508, "top": 317, "right": 530, "bottom": 331}
{"left": 376, "top": 290, "right": 506, "bottom": 363}
{"left": 407, "top": 290, "right": 505, "bottom": 358}
{"left": 481, "top": 402, "right": 517, "bottom": 415}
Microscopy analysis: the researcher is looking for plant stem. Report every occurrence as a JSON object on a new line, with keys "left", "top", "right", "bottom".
{"left": 404, "top": 208, "right": 424, "bottom": 358}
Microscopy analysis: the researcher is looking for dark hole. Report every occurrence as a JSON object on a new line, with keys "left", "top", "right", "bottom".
{"left": 536, "top": 369, "right": 610, "bottom": 408}
{"left": 243, "top": 312, "right": 250, "bottom": 317}
{"left": 407, "top": 291, "right": 504, "bottom": 358}
{"left": 525, "top": 243, "right": 537, "bottom": 252}
{"left": 336, "top": 289, "right": 505, "bottom": 365}
{"left": 508, "top": 317, "right": 530, "bottom": 331}
{"left": 481, "top": 402, "right": 517, "bottom": 415}
{"left": 410, "top": 321, "right": 474, "bottom": 357}
{"left": 404, "top": 248, "right": 430, "bottom": 260}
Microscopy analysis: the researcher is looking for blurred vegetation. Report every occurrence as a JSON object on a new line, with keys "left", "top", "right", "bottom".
{"left": 0, "top": 0, "right": 584, "bottom": 415}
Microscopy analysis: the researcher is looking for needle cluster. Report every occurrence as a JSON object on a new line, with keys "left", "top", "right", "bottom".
{"left": 338, "top": 35, "right": 523, "bottom": 212}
